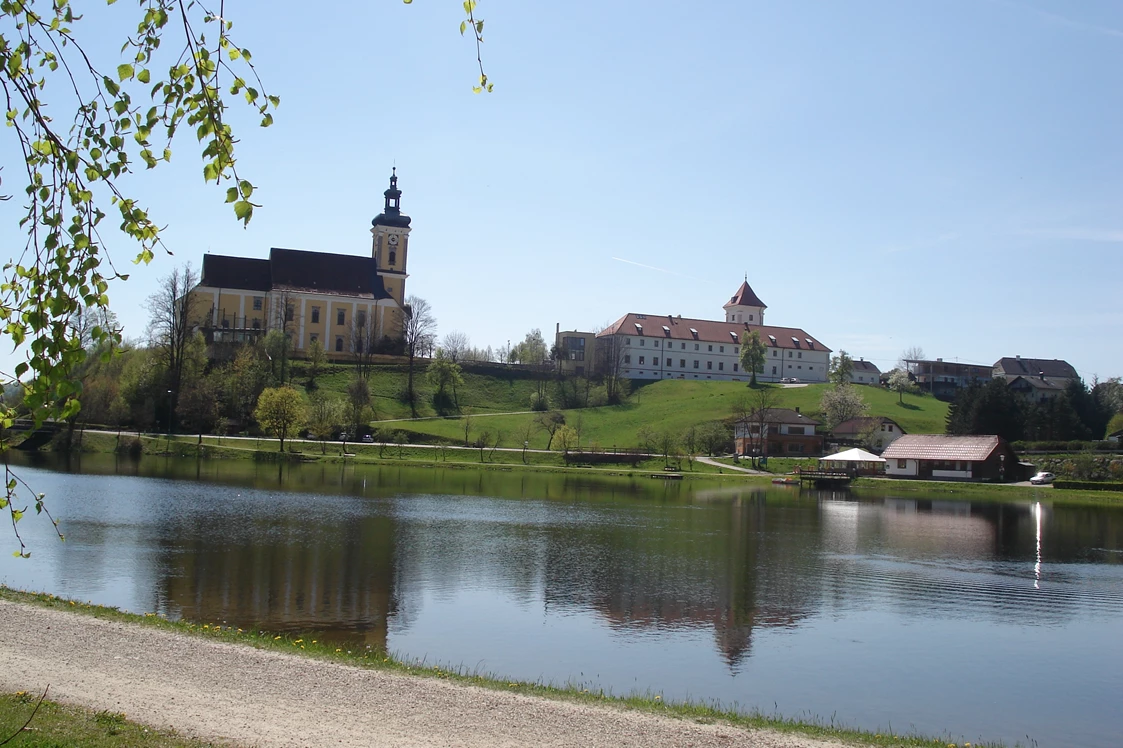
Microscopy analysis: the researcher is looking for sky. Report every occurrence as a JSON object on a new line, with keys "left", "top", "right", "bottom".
{"left": 2, "top": 0, "right": 1121, "bottom": 381}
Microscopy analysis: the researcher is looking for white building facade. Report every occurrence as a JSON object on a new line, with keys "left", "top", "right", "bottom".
{"left": 597, "top": 282, "right": 831, "bottom": 383}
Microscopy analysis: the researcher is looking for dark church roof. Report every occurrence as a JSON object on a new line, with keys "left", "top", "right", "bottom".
{"left": 724, "top": 281, "right": 767, "bottom": 309}
{"left": 199, "top": 249, "right": 391, "bottom": 300}
{"left": 200, "top": 254, "right": 271, "bottom": 291}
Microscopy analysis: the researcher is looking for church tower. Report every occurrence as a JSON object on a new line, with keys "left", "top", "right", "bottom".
{"left": 371, "top": 168, "right": 411, "bottom": 307}
{"left": 724, "top": 280, "right": 766, "bottom": 325}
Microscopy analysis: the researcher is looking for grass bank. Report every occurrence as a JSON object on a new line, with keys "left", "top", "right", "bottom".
{"left": 0, "top": 587, "right": 999, "bottom": 748}
{"left": 68, "top": 431, "right": 749, "bottom": 480}
{"left": 0, "top": 691, "right": 218, "bottom": 747}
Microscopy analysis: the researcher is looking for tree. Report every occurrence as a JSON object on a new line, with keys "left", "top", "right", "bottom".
{"left": 511, "top": 329, "right": 548, "bottom": 365}
{"left": 697, "top": 421, "right": 732, "bottom": 456}
{"left": 225, "top": 345, "right": 270, "bottom": 427}
{"left": 263, "top": 329, "right": 293, "bottom": 385}
{"left": 345, "top": 376, "right": 372, "bottom": 437}
{"left": 254, "top": 387, "right": 306, "bottom": 452}
{"left": 307, "top": 395, "right": 344, "bottom": 454}
{"left": 592, "top": 330, "right": 630, "bottom": 405}
{"left": 680, "top": 425, "right": 699, "bottom": 470}
{"left": 1, "top": 1, "right": 278, "bottom": 454}
{"left": 177, "top": 371, "right": 223, "bottom": 445}
{"left": 899, "top": 346, "right": 926, "bottom": 374}
{"left": 887, "top": 368, "right": 916, "bottom": 404}
{"left": 306, "top": 338, "right": 327, "bottom": 387}
{"left": 738, "top": 386, "right": 780, "bottom": 466}
{"left": 536, "top": 410, "right": 566, "bottom": 450}
{"left": 739, "top": 330, "right": 767, "bottom": 386}
{"left": 426, "top": 352, "right": 464, "bottom": 414}
{"left": 146, "top": 263, "right": 200, "bottom": 429}
{"left": 554, "top": 424, "right": 578, "bottom": 454}
{"left": 828, "top": 350, "right": 854, "bottom": 386}
{"left": 402, "top": 296, "right": 437, "bottom": 415}
{"left": 1106, "top": 412, "right": 1123, "bottom": 439}
{"left": 348, "top": 311, "right": 380, "bottom": 380}
{"left": 441, "top": 331, "right": 470, "bottom": 362}
{"left": 819, "top": 384, "right": 869, "bottom": 430}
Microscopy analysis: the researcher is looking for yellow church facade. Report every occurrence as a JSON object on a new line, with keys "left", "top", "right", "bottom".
{"left": 188, "top": 170, "right": 413, "bottom": 356}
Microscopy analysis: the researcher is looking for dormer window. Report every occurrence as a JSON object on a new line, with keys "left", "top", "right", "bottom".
{"left": 689, "top": 328, "right": 699, "bottom": 339}
{"left": 729, "top": 331, "right": 739, "bottom": 342}
{"left": 634, "top": 323, "right": 643, "bottom": 334}
{"left": 791, "top": 337, "right": 801, "bottom": 348}
{"left": 805, "top": 338, "right": 814, "bottom": 349}
{"left": 768, "top": 335, "right": 777, "bottom": 346}
{"left": 662, "top": 325, "right": 671, "bottom": 337}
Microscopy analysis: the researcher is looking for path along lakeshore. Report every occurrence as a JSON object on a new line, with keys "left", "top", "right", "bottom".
{"left": 1, "top": 598, "right": 855, "bottom": 748}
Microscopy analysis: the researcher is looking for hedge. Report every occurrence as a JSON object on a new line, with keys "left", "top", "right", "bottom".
{"left": 1053, "top": 480, "right": 1123, "bottom": 492}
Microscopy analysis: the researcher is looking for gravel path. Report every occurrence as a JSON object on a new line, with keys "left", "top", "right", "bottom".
{"left": 0, "top": 599, "right": 852, "bottom": 748}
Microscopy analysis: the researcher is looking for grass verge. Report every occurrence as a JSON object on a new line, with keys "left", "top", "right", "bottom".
{"left": 0, "top": 586, "right": 1001, "bottom": 748}
{"left": 0, "top": 691, "right": 222, "bottom": 747}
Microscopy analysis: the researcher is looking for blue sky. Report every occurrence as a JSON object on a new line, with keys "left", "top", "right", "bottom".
{"left": 2, "top": 0, "right": 1121, "bottom": 380}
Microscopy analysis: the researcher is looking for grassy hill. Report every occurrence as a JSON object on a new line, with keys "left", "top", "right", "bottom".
{"left": 299, "top": 362, "right": 948, "bottom": 449}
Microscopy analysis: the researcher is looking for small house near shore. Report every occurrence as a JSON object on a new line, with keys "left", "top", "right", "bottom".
{"left": 881, "top": 435, "right": 1023, "bottom": 482}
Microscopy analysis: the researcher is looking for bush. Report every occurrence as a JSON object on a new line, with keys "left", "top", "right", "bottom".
{"left": 529, "top": 392, "right": 549, "bottom": 411}
{"left": 1054, "top": 480, "right": 1123, "bottom": 491}
{"left": 116, "top": 437, "right": 143, "bottom": 458}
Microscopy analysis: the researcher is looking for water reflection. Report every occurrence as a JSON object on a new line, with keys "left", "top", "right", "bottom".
{"left": 3, "top": 453, "right": 1123, "bottom": 748}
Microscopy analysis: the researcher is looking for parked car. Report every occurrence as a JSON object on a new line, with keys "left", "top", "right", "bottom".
{"left": 1030, "top": 472, "right": 1055, "bottom": 485}
{"left": 780, "top": 377, "right": 801, "bottom": 384}
{"left": 361, "top": 434, "right": 374, "bottom": 443}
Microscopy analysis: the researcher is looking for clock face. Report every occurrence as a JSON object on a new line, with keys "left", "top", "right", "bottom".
{"left": 388, "top": 234, "right": 399, "bottom": 246}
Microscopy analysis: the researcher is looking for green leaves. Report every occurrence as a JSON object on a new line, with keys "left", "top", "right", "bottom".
{"left": 233, "top": 200, "right": 253, "bottom": 224}
{"left": 117, "top": 63, "right": 134, "bottom": 81}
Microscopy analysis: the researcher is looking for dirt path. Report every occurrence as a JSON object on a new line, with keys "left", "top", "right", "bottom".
{"left": 0, "top": 599, "right": 853, "bottom": 748}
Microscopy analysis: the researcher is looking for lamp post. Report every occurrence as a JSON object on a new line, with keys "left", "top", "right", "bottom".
{"left": 166, "top": 389, "right": 173, "bottom": 451}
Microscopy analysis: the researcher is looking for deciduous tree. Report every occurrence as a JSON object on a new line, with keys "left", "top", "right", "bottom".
{"left": 739, "top": 330, "right": 767, "bottom": 386}
{"left": 888, "top": 368, "right": 916, "bottom": 404}
{"left": 819, "top": 384, "right": 869, "bottom": 430}
{"left": 828, "top": 350, "right": 854, "bottom": 386}
{"left": 254, "top": 386, "right": 306, "bottom": 452}
{"left": 402, "top": 295, "right": 437, "bottom": 415}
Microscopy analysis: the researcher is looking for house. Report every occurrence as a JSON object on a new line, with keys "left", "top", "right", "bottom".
{"left": 850, "top": 358, "right": 881, "bottom": 385}
{"left": 904, "top": 358, "right": 992, "bottom": 400}
{"left": 188, "top": 170, "right": 412, "bottom": 357}
{"left": 831, "top": 416, "right": 905, "bottom": 452}
{"left": 554, "top": 327, "right": 597, "bottom": 377}
{"left": 1107, "top": 430, "right": 1122, "bottom": 444}
{"left": 735, "top": 408, "right": 824, "bottom": 457}
{"left": 561, "top": 281, "right": 832, "bottom": 383}
{"left": 881, "top": 434, "right": 1022, "bottom": 482}
{"left": 993, "top": 356, "right": 1079, "bottom": 385}
{"left": 1007, "top": 374, "right": 1067, "bottom": 404}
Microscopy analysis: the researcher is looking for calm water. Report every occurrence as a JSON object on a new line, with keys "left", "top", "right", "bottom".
{"left": 2, "top": 453, "right": 1122, "bottom": 748}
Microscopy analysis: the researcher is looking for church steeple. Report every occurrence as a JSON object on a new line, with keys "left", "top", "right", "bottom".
{"left": 372, "top": 168, "right": 411, "bottom": 228}
{"left": 723, "top": 280, "right": 767, "bottom": 325}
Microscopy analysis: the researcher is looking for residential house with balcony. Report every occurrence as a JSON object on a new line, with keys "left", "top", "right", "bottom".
{"left": 735, "top": 407, "right": 824, "bottom": 457}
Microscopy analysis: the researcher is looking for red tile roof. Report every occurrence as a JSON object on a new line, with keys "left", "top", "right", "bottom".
{"left": 724, "top": 281, "right": 767, "bottom": 309}
{"left": 881, "top": 434, "right": 1001, "bottom": 462}
{"left": 598, "top": 313, "right": 830, "bottom": 352}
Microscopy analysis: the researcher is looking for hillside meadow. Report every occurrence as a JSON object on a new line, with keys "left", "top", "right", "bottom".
{"left": 298, "top": 362, "right": 949, "bottom": 451}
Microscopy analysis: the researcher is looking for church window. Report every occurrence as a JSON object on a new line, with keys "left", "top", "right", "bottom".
{"left": 335, "top": 336, "right": 344, "bottom": 352}
{"left": 285, "top": 304, "right": 294, "bottom": 322}
{"left": 310, "top": 334, "right": 318, "bottom": 344}
{"left": 311, "top": 306, "right": 320, "bottom": 324}
{"left": 337, "top": 309, "right": 345, "bottom": 326}
{"left": 389, "top": 250, "right": 397, "bottom": 266}
{"left": 357, "top": 310, "right": 367, "bottom": 327}
{"left": 252, "top": 296, "right": 263, "bottom": 311}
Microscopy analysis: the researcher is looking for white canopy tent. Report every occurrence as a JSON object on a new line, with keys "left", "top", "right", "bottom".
{"left": 820, "top": 448, "right": 886, "bottom": 464}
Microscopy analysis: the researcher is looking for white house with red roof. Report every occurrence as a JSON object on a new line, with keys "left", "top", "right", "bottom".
{"left": 588, "top": 281, "right": 831, "bottom": 383}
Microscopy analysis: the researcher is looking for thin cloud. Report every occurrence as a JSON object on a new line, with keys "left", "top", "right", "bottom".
{"left": 986, "top": 0, "right": 1123, "bottom": 40}
{"left": 1017, "top": 228, "right": 1123, "bottom": 243}
{"left": 611, "top": 257, "right": 703, "bottom": 281}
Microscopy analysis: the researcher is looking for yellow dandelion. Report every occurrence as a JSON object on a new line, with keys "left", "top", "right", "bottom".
{"left": 655, "top": 696, "right": 662, "bottom": 701}
{"left": 273, "top": 635, "right": 281, "bottom": 640}
{"left": 336, "top": 648, "right": 342, "bottom": 653}
{"left": 294, "top": 638, "right": 303, "bottom": 643}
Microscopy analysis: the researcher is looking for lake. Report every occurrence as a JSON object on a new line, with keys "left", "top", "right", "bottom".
{"left": 2, "top": 452, "right": 1121, "bottom": 748}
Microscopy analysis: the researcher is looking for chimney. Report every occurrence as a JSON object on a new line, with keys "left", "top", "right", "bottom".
{"left": 1039, "top": 371, "right": 1045, "bottom": 380}
{"left": 795, "top": 406, "right": 800, "bottom": 414}
{"left": 1016, "top": 354, "right": 1021, "bottom": 359}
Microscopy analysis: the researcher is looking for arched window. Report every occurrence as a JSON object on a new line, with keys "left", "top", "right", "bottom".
{"left": 389, "top": 250, "right": 397, "bottom": 266}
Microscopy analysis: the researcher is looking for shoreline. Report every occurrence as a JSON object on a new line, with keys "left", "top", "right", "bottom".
{"left": 0, "top": 587, "right": 989, "bottom": 748}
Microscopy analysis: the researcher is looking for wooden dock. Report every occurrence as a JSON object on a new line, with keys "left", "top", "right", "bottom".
{"left": 795, "top": 469, "right": 853, "bottom": 487}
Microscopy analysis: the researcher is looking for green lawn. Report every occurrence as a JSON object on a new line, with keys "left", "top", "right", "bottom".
{"left": 385, "top": 380, "right": 948, "bottom": 451}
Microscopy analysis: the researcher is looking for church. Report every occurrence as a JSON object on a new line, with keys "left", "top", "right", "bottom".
{"left": 557, "top": 281, "right": 832, "bottom": 383}
{"left": 189, "top": 170, "right": 412, "bottom": 356}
